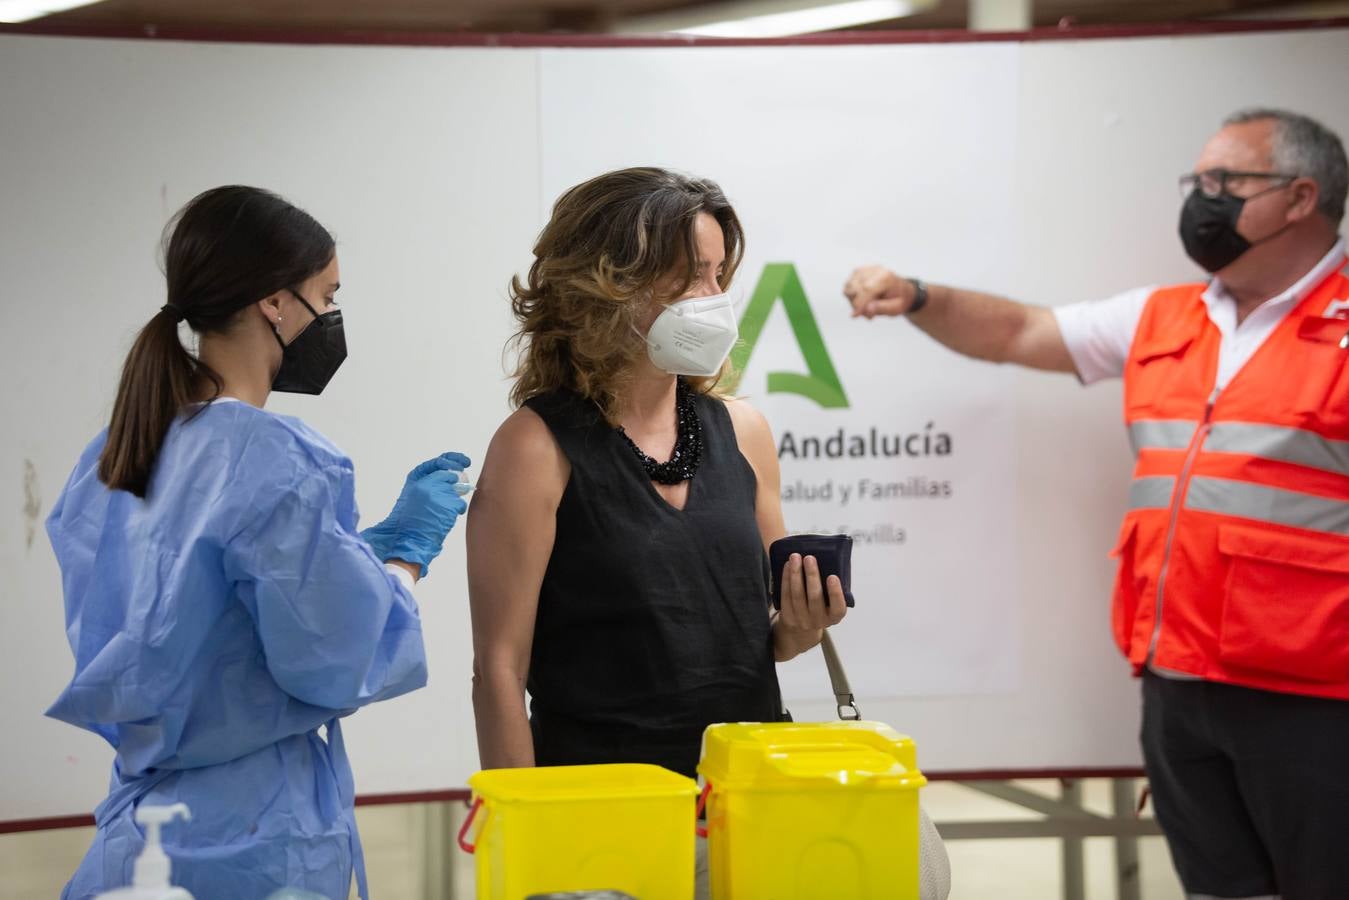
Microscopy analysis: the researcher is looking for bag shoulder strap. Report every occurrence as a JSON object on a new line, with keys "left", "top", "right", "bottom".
{"left": 820, "top": 631, "right": 861, "bottom": 720}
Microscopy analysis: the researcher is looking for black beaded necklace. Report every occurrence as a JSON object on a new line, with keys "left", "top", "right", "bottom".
{"left": 616, "top": 378, "right": 704, "bottom": 485}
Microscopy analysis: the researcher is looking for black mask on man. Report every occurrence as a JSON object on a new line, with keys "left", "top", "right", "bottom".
{"left": 1178, "top": 190, "right": 1254, "bottom": 273}
{"left": 1178, "top": 180, "right": 1297, "bottom": 274}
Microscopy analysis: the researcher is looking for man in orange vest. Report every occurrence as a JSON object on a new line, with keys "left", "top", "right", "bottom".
{"left": 845, "top": 108, "right": 1348, "bottom": 900}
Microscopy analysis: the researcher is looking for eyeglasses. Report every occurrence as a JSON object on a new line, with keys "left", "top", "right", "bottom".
{"left": 1178, "top": 168, "right": 1298, "bottom": 200}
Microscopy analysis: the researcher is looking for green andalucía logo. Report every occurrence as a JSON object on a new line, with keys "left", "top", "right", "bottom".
{"left": 727, "top": 263, "right": 849, "bottom": 408}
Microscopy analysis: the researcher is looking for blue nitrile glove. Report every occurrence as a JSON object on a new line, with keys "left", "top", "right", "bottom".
{"left": 362, "top": 452, "right": 472, "bottom": 576}
{"left": 404, "top": 451, "right": 472, "bottom": 486}
{"left": 367, "top": 453, "right": 472, "bottom": 540}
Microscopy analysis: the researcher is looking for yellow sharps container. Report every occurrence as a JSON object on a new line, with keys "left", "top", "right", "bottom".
{"left": 460, "top": 763, "right": 697, "bottom": 900}
{"left": 697, "top": 721, "right": 927, "bottom": 899}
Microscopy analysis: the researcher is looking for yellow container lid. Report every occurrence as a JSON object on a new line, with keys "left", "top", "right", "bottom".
{"left": 698, "top": 721, "right": 926, "bottom": 790}
{"left": 469, "top": 764, "right": 698, "bottom": 804}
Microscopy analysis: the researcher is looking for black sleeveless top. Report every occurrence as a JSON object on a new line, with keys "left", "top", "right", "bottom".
{"left": 524, "top": 386, "right": 781, "bottom": 779}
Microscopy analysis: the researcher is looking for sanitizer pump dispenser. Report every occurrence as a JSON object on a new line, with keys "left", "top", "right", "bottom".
{"left": 94, "top": 803, "right": 194, "bottom": 899}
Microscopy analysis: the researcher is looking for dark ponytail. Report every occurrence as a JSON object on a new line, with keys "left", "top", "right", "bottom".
{"left": 98, "top": 186, "right": 335, "bottom": 497}
{"left": 99, "top": 309, "right": 207, "bottom": 497}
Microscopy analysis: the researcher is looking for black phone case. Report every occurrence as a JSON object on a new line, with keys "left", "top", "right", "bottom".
{"left": 769, "top": 533, "right": 855, "bottom": 610}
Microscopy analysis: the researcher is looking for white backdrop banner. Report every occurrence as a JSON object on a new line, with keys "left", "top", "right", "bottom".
{"left": 540, "top": 45, "right": 1023, "bottom": 700}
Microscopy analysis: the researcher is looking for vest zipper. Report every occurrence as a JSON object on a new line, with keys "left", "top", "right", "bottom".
{"left": 1145, "top": 387, "right": 1220, "bottom": 666}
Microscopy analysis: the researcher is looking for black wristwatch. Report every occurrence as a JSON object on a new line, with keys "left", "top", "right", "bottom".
{"left": 907, "top": 278, "right": 929, "bottom": 315}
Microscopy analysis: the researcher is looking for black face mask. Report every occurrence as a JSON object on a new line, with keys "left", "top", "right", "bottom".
{"left": 272, "top": 290, "right": 347, "bottom": 395}
{"left": 1178, "top": 182, "right": 1295, "bottom": 274}
{"left": 1178, "top": 190, "right": 1252, "bottom": 273}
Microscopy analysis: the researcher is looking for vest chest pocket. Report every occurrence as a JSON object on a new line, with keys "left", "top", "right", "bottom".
{"left": 1292, "top": 316, "right": 1349, "bottom": 430}
{"left": 1125, "top": 332, "right": 1198, "bottom": 419}
{"left": 1216, "top": 523, "right": 1349, "bottom": 683}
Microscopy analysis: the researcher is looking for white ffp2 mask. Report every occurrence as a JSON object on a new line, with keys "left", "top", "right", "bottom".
{"left": 643, "top": 292, "right": 739, "bottom": 377}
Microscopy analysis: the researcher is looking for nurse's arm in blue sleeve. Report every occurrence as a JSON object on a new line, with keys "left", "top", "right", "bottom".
{"left": 224, "top": 463, "right": 429, "bottom": 712}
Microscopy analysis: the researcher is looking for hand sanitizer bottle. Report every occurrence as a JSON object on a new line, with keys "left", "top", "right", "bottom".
{"left": 94, "top": 803, "right": 195, "bottom": 899}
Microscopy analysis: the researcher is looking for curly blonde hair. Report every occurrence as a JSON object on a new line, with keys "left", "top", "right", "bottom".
{"left": 509, "top": 167, "right": 745, "bottom": 423}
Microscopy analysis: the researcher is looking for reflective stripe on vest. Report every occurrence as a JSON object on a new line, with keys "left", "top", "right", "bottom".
{"left": 1206, "top": 423, "right": 1349, "bottom": 475}
{"left": 1129, "top": 420, "right": 1197, "bottom": 455}
{"left": 1184, "top": 476, "right": 1349, "bottom": 536}
{"left": 1128, "top": 476, "right": 1176, "bottom": 510}
{"left": 1127, "top": 474, "right": 1349, "bottom": 536}
{"left": 1131, "top": 419, "right": 1349, "bottom": 477}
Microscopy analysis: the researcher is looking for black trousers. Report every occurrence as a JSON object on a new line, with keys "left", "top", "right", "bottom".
{"left": 1141, "top": 671, "right": 1349, "bottom": 899}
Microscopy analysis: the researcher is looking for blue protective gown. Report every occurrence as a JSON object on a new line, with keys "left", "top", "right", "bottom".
{"left": 47, "top": 399, "right": 427, "bottom": 900}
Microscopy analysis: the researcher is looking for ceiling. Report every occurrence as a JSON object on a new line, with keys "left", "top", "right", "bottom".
{"left": 18, "top": 0, "right": 1337, "bottom": 34}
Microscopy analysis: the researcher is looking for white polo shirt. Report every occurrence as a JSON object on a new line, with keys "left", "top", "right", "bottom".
{"left": 1053, "top": 238, "right": 1346, "bottom": 386}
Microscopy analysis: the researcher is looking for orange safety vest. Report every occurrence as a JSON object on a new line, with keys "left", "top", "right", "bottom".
{"left": 1113, "top": 257, "right": 1349, "bottom": 700}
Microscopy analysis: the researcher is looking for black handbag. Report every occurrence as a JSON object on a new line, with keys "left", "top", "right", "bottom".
{"left": 768, "top": 533, "right": 855, "bottom": 610}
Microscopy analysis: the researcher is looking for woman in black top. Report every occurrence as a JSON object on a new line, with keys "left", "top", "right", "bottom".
{"left": 467, "top": 167, "right": 847, "bottom": 777}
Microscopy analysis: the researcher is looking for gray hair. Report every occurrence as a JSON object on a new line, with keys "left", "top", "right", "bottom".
{"left": 1224, "top": 108, "right": 1348, "bottom": 225}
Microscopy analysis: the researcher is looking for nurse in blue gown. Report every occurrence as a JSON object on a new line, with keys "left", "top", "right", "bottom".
{"left": 46, "top": 186, "right": 469, "bottom": 900}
